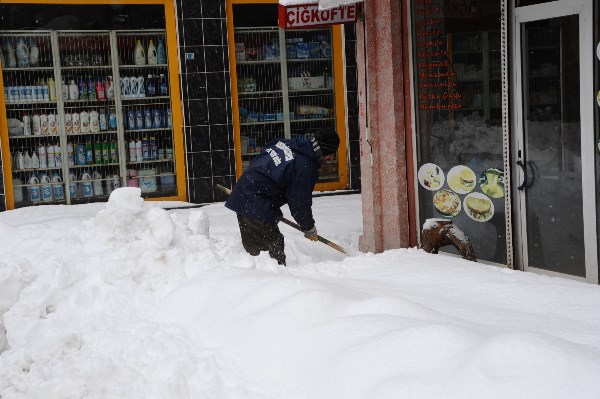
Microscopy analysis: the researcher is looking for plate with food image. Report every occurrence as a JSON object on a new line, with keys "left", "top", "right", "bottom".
{"left": 479, "top": 168, "right": 505, "bottom": 198}
{"left": 418, "top": 163, "right": 445, "bottom": 191}
{"left": 433, "top": 189, "right": 462, "bottom": 217}
{"left": 464, "top": 192, "right": 495, "bottom": 222}
{"left": 447, "top": 165, "right": 476, "bottom": 194}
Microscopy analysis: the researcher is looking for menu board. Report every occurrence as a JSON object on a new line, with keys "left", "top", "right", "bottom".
{"left": 415, "top": 0, "right": 462, "bottom": 112}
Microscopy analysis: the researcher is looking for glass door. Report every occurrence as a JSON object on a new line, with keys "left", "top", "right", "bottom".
{"left": 513, "top": 0, "right": 597, "bottom": 282}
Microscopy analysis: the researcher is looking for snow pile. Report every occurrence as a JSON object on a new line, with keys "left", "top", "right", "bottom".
{"left": 1, "top": 190, "right": 600, "bottom": 399}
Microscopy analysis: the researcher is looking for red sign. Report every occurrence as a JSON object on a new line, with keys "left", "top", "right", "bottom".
{"left": 278, "top": 3, "right": 359, "bottom": 29}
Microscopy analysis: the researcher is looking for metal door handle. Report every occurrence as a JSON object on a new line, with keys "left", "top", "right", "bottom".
{"left": 517, "top": 160, "right": 527, "bottom": 190}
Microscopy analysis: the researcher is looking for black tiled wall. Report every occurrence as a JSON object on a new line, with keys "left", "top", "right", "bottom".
{"left": 177, "top": 0, "right": 233, "bottom": 204}
{"left": 176, "top": 0, "right": 360, "bottom": 204}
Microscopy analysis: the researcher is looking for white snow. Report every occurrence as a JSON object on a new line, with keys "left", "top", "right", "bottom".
{"left": 1, "top": 189, "right": 600, "bottom": 398}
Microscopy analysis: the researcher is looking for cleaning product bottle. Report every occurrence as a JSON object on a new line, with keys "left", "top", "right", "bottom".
{"left": 129, "top": 139, "right": 137, "bottom": 162}
{"left": 81, "top": 170, "right": 93, "bottom": 197}
{"left": 88, "top": 78, "right": 97, "bottom": 101}
{"left": 31, "top": 150, "right": 40, "bottom": 168}
{"left": 113, "top": 174, "right": 121, "bottom": 190}
{"left": 94, "top": 142, "right": 102, "bottom": 165}
{"left": 40, "top": 111, "right": 48, "bottom": 135}
{"left": 159, "top": 74, "right": 168, "bottom": 96}
{"left": 67, "top": 142, "right": 74, "bottom": 166}
{"left": 48, "top": 112, "right": 57, "bottom": 134}
{"left": 137, "top": 75, "right": 145, "bottom": 97}
{"left": 48, "top": 77, "right": 56, "bottom": 101}
{"left": 29, "top": 38, "right": 39, "bottom": 66}
{"left": 106, "top": 76, "right": 115, "bottom": 99}
{"left": 80, "top": 110, "right": 90, "bottom": 133}
{"left": 23, "top": 151, "right": 32, "bottom": 169}
{"left": 16, "top": 37, "right": 28, "bottom": 68}
{"left": 51, "top": 173, "right": 64, "bottom": 201}
{"left": 147, "top": 39, "right": 157, "bottom": 65}
{"left": 16, "top": 151, "right": 24, "bottom": 170}
{"left": 99, "top": 109, "right": 107, "bottom": 131}
{"left": 72, "top": 112, "right": 81, "bottom": 133}
{"left": 109, "top": 107, "right": 117, "bottom": 130}
{"left": 157, "top": 39, "right": 166, "bottom": 64}
{"left": 110, "top": 141, "right": 118, "bottom": 163}
{"left": 29, "top": 173, "right": 41, "bottom": 203}
{"left": 38, "top": 144, "right": 47, "bottom": 168}
{"left": 135, "top": 139, "right": 143, "bottom": 161}
{"left": 61, "top": 79, "right": 69, "bottom": 101}
{"left": 96, "top": 79, "right": 105, "bottom": 101}
{"left": 134, "top": 39, "right": 146, "bottom": 66}
{"left": 69, "top": 172, "right": 78, "bottom": 198}
{"left": 76, "top": 143, "right": 86, "bottom": 165}
{"left": 47, "top": 143, "right": 55, "bottom": 168}
{"left": 69, "top": 79, "right": 79, "bottom": 100}
{"left": 146, "top": 74, "right": 155, "bottom": 97}
{"left": 85, "top": 142, "right": 93, "bottom": 165}
{"left": 32, "top": 111, "right": 41, "bottom": 135}
{"left": 65, "top": 112, "right": 73, "bottom": 134}
{"left": 54, "top": 143, "right": 61, "bottom": 167}
{"left": 23, "top": 112, "right": 31, "bottom": 136}
{"left": 40, "top": 173, "right": 53, "bottom": 203}
{"left": 90, "top": 109, "right": 100, "bottom": 133}
{"left": 79, "top": 79, "right": 88, "bottom": 100}
{"left": 5, "top": 40, "right": 16, "bottom": 68}
{"left": 92, "top": 170, "right": 103, "bottom": 196}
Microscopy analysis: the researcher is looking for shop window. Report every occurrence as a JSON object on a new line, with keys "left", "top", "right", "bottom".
{"left": 411, "top": 0, "right": 505, "bottom": 263}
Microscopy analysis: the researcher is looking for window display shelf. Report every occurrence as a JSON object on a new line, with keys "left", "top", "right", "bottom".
{"left": 122, "top": 96, "right": 170, "bottom": 102}
{"left": 61, "top": 66, "right": 113, "bottom": 70}
{"left": 67, "top": 131, "right": 118, "bottom": 136}
{"left": 237, "top": 60, "right": 281, "bottom": 65}
{"left": 125, "top": 128, "right": 172, "bottom": 133}
{"left": 291, "top": 117, "right": 334, "bottom": 123}
{"left": 238, "top": 90, "right": 282, "bottom": 96}
{"left": 9, "top": 134, "right": 62, "bottom": 139}
{"left": 119, "top": 64, "right": 168, "bottom": 69}
{"left": 2, "top": 67, "right": 54, "bottom": 72}
{"left": 127, "top": 159, "right": 173, "bottom": 165}
{"left": 5, "top": 101, "right": 57, "bottom": 106}
{"left": 287, "top": 58, "right": 331, "bottom": 62}
{"left": 69, "top": 163, "right": 120, "bottom": 169}
{"left": 12, "top": 166, "right": 63, "bottom": 172}
{"left": 240, "top": 120, "right": 284, "bottom": 126}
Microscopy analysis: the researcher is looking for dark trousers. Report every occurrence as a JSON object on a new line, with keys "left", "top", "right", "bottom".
{"left": 237, "top": 214, "right": 286, "bottom": 266}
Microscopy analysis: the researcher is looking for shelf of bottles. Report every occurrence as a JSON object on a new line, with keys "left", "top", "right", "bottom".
{"left": 1, "top": 31, "right": 67, "bottom": 206}
{"left": 115, "top": 30, "right": 175, "bottom": 198}
{"left": 233, "top": 26, "right": 338, "bottom": 181}
{"left": 1, "top": 29, "right": 176, "bottom": 208}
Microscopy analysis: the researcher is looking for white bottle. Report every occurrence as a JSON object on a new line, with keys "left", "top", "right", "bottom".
{"left": 16, "top": 151, "right": 24, "bottom": 170}
{"left": 47, "top": 144, "right": 55, "bottom": 168}
{"left": 23, "top": 151, "right": 32, "bottom": 169}
{"left": 38, "top": 145, "right": 47, "bottom": 168}
{"left": 147, "top": 39, "right": 157, "bottom": 65}
{"left": 65, "top": 112, "right": 73, "bottom": 134}
{"left": 29, "top": 174, "right": 41, "bottom": 203}
{"left": 89, "top": 109, "right": 100, "bottom": 133}
{"left": 54, "top": 143, "right": 62, "bottom": 167}
{"left": 48, "top": 78, "right": 56, "bottom": 101}
{"left": 134, "top": 39, "right": 146, "bottom": 66}
{"left": 29, "top": 39, "right": 39, "bottom": 66}
{"left": 32, "top": 112, "right": 41, "bottom": 135}
{"left": 61, "top": 80, "right": 69, "bottom": 101}
{"left": 135, "top": 140, "right": 143, "bottom": 161}
{"left": 72, "top": 112, "right": 81, "bottom": 133}
{"left": 40, "top": 112, "right": 48, "bottom": 135}
{"left": 113, "top": 174, "right": 121, "bottom": 190}
{"left": 23, "top": 113, "right": 31, "bottom": 136}
{"left": 40, "top": 173, "right": 53, "bottom": 203}
{"left": 80, "top": 110, "right": 90, "bottom": 133}
{"left": 81, "top": 170, "right": 93, "bottom": 198}
{"left": 51, "top": 173, "right": 64, "bottom": 201}
{"left": 69, "top": 80, "right": 79, "bottom": 100}
{"left": 5, "top": 40, "right": 17, "bottom": 68}
{"left": 129, "top": 140, "right": 137, "bottom": 162}
{"left": 31, "top": 150, "right": 40, "bottom": 169}
{"left": 92, "top": 170, "right": 103, "bottom": 196}
{"left": 67, "top": 142, "right": 74, "bottom": 166}
{"left": 48, "top": 112, "right": 57, "bottom": 135}
{"left": 106, "top": 76, "right": 115, "bottom": 99}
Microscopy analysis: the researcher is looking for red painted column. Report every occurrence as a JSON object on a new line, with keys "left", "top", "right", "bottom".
{"left": 358, "top": 0, "right": 415, "bottom": 253}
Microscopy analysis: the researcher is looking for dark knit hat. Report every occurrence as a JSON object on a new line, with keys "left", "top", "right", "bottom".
{"left": 313, "top": 128, "right": 340, "bottom": 156}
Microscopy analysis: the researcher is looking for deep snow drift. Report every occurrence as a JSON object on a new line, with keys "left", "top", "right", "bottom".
{"left": 1, "top": 188, "right": 600, "bottom": 399}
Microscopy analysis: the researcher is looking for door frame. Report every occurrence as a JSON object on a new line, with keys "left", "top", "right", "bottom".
{"left": 511, "top": 0, "right": 598, "bottom": 283}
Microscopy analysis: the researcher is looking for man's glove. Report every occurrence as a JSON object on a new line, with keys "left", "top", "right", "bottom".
{"left": 303, "top": 226, "right": 319, "bottom": 241}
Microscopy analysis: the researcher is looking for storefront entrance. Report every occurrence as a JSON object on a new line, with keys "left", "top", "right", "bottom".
{"left": 512, "top": 0, "right": 598, "bottom": 282}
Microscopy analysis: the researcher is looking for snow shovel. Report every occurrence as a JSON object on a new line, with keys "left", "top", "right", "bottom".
{"left": 216, "top": 184, "right": 347, "bottom": 254}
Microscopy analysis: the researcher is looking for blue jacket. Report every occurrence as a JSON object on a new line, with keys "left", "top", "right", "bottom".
{"left": 225, "top": 138, "right": 320, "bottom": 231}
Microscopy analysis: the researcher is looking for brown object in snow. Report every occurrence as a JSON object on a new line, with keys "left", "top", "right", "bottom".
{"left": 421, "top": 219, "right": 477, "bottom": 262}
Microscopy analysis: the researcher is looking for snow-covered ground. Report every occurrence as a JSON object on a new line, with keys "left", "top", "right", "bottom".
{"left": 1, "top": 188, "right": 600, "bottom": 399}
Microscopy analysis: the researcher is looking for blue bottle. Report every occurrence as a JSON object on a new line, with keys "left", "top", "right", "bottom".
{"left": 156, "top": 39, "right": 166, "bottom": 64}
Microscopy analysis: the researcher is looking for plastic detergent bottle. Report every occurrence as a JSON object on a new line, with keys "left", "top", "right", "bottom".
{"left": 81, "top": 170, "right": 93, "bottom": 198}
{"left": 69, "top": 80, "right": 79, "bottom": 100}
{"left": 61, "top": 80, "right": 69, "bottom": 101}
{"left": 90, "top": 109, "right": 100, "bottom": 133}
{"left": 47, "top": 143, "right": 55, "bottom": 168}
{"left": 68, "top": 172, "right": 78, "bottom": 198}
{"left": 72, "top": 112, "right": 81, "bottom": 133}
{"left": 106, "top": 76, "right": 115, "bottom": 99}
{"left": 51, "top": 173, "right": 64, "bottom": 201}
{"left": 23, "top": 151, "right": 32, "bottom": 169}
{"left": 134, "top": 40, "right": 146, "bottom": 66}
{"left": 31, "top": 150, "right": 40, "bottom": 168}
{"left": 88, "top": 78, "right": 97, "bottom": 101}
{"left": 38, "top": 145, "right": 47, "bottom": 168}
{"left": 28, "top": 39, "right": 39, "bottom": 66}
{"left": 16, "top": 37, "right": 28, "bottom": 67}
{"left": 67, "top": 142, "right": 74, "bottom": 166}
{"left": 29, "top": 173, "right": 41, "bottom": 203}
{"left": 99, "top": 109, "right": 107, "bottom": 131}
{"left": 15, "top": 151, "right": 24, "bottom": 170}
{"left": 96, "top": 79, "right": 105, "bottom": 101}
{"left": 40, "top": 112, "right": 48, "bottom": 135}
{"left": 92, "top": 170, "right": 103, "bottom": 196}
{"left": 80, "top": 110, "right": 90, "bottom": 133}
{"left": 48, "top": 77, "right": 56, "bottom": 101}
{"left": 147, "top": 39, "right": 157, "bottom": 65}
{"left": 32, "top": 112, "right": 41, "bottom": 135}
{"left": 5, "top": 40, "right": 17, "bottom": 68}
{"left": 54, "top": 143, "right": 62, "bottom": 167}
{"left": 40, "top": 173, "right": 53, "bottom": 203}
{"left": 135, "top": 140, "right": 143, "bottom": 161}
{"left": 23, "top": 112, "right": 31, "bottom": 136}
{"left": 48, "top": 112, "right": 57, "bottom": 134}
{"left": 65, "top": 112, "right": 72, "bottom": 134}
{"left": 129, "top": 139, "right": 136, "bottom": 162}
{"left": 85, "top": 142, "right": 93, "bottom": 165}
{"left": 157, "top": 39, "right": 166, "bottom": 64}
